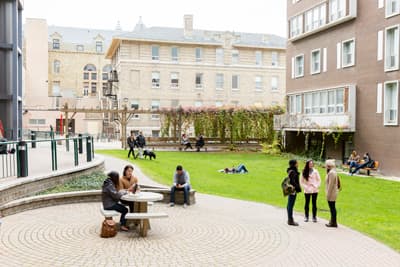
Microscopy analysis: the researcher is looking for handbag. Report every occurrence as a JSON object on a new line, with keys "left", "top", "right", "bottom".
{"left": 100, "top": 218, "right": 117, "bottom": 238}
{"left": 281, "top": 176, "right": 295, "bottom": 196}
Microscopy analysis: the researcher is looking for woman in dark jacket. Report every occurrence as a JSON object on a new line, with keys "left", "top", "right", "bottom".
{"left": 286, "top": 159, "right": 302, "bottom": 226}
{"left": 102, "top": 171, "right": 130, "bottom": 231}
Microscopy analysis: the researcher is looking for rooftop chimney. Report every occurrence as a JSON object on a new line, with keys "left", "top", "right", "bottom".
{"left": 184, "top": 14, "right": 193, "bottom": 38}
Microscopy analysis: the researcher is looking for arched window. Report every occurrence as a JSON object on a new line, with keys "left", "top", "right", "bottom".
{"left": 83, "top": 64, "right": 98, "bottom": 96}
{"left": 53, "top": 60, "right": 60, "bottom": 73}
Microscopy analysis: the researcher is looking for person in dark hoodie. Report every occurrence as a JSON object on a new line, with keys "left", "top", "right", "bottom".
{"left": 286, "top": 159, "right": 302, "bottom": 226}
{"left": 102, "top": 171, "right": 131, "bottom": 231}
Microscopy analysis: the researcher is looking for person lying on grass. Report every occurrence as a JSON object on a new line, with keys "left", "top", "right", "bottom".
{"left": 218, "top": 164, "right": 249, "bottom": 174}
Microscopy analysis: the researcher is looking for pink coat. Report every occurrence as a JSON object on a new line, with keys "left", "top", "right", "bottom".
{"left": 301, "top": 169, "right": 321, "bottom": 194}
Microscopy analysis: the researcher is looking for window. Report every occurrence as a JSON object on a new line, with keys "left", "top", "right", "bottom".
{"left": 328, "top": 90, "right": 335, "bottom": 113}
{"left": 102, "top": 73, "right": 108, "bottom": 80}
{"left": 151, "top": 100, "right": 160, "bottom": 110}
{"left": 83, "top": 82, "right": 89, "bottom": 96}
{"left": 216, "top": 73, "right": 224, "bottom": 89}
{"left": 91, "top": 73, "right": 97, "bottom": 80}
{"left": 171, "top": 47, "right": 179, "bottom": 61}
{"left": 151, "top": 45, "right": 159, "bottom": 60}
{"left": 196, "top": 73, "right": 203, "bottom": 88}
{"left": 52, "top": 81, "right": 60, "bottom": 96}
{"left": 386, "top": 0, "right": 400, "bottom": 17}
{"left": 336, "top": 88, "right": 344, "bottom": 113}
{"left": 29, "top": 119, "right": 46, "bottom": 125}
{"left": 131, "top": 100, "right": 139, "bottom": 110}
{"left": 76, "top": 45, "right": 84, "bottom": 52}
{"left": 271, "top": 51, "right": 279, "bottom": 66}
{"left": 232, "top": 75, "right": 239, "bottom": 90}
{"left": 216, "top": 48, "right": 224, "bottom": 64}
{"left": 290, "top": 14, "right": 303, "bottom": 38}
{"left": 152, "top": 72, "right": 160, "bottom": 88}
{"left": 295, "top": 54, "right": 304, "bottom": 78}
{"left": 329, "top": 0, "right": 346, "bottom": 22}
{"left": 312, "top": 92, "right": 320, "bottom": 114}
{"left": 304, "top": 93, "right": 312, "bottom": 114}
{"left": 96, "top": 41, "right": 103, "bottom": 53}
{"left": 170, "top": 72, "right": 179, "bottom": 88}
{"left": 342, "top": 39, "right": 355, "bottom": 67}
{"left": 195, "top": 47, "right": 203, "bottom": 62}
{"left": 195, "top": 101, "right": 203, "bottom": 107}
{"left": 289, "top": 95, "right": 302, "bottom": 114}
{"left": 320, "top": 91, "right": 327, "bottom": 113}
{"left": 53, "top": 60, "right": 60, "bottom": 74}
{"left": 231, "top": 100, "right": 239, "bottom": 106}
{"left": 306, "top": 4, "right": 327, "bottom": 32}
{"left": 90, "top": 82, "right": 96, "bottom": 95}
{"left": 385, "top": 26, "right": 399, "bottom": 71}
{"left": 52, "top": 39, "right": 60, "bottom": 49}
{"left": 271, "top": 76, "right": 278, "bottom": 90}
{"left": 215, "top": 101, "right": 223, "bottom": 107}
{"left": 311, "top": 49, "right": 321, "bottom": 74}
{"left": 255, "top": 51, "right": 263, "bottom": 66}
{"left": 255, "top": 76, "right": 263, "bottom": 90}
{"left": 102, "top": 65, "right": 112, "bottom": 81}
{"left": 384, "top": 81, "right": 399, "bottom": 125}
{"left": 232, "top": 50, "right": 239, "bottom": 64}
{"left": 152, "top": 130, "right": 160, "bottom": 137}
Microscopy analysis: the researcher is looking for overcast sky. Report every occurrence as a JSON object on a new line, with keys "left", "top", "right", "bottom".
{"left": 23, "top": 0, "right": 287, "bottom": 37}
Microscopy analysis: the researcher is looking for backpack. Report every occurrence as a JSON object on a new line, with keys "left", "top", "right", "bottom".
{"left": 281, "top": 176, "right": 295, "bottom": 196}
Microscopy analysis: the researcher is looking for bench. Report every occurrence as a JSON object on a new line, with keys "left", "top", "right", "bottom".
{"left": 100, "top": 202, "right": 154, "bottom": 218}
{"left": 126, "top": 212, "right": 168, "bottom": 237}
{"left": 342, "top": 161, "right": 380, "bottom": 175}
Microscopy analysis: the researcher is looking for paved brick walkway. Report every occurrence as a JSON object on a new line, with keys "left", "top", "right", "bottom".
{"left": 0, "top": 155, "right": 399, "bottom": 266}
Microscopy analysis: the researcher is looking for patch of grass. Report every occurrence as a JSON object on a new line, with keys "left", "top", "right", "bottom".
{"left": 38, "top": 171, "right": 106, "bottom": 195}
{"left": 97, "top": 150, "right": 400, "bottom": 252}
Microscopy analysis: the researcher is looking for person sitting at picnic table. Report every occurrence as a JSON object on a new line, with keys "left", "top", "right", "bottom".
{"left": 350, "top": 152, "right": 375, "bottom": 175}
{"left": 219, "top": 163, "right": 249, "bottom": 173}
{"left": 102, "top": 171, "right": 132, "bottom": 231}
{"left": 348, "top": 150, "right": 361, "bottom": 174}
{"left": 169, "top": 165, "right": 191, "bottom": 208}
{"left": 195, "top": 134, "right": 205, "bottom": 152}
{"left": 181, "top": 134, "right": 193, "bottom": 150}
{"left": 118, "top": 165, "right": 140, "bottom": 212}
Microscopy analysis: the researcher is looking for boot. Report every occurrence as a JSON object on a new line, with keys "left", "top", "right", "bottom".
{"left": 304, "top": 216, "right": 309, "bottom": 222}
{"left": 288, "top": 218, "right": 299, "bottom": 226}
{"left": 325, "top": 218, "right": 338, "bottom": 228}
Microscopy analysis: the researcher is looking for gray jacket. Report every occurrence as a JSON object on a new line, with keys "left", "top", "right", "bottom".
{"left": 102, "top": 178, "right": 126, "bottom": 209}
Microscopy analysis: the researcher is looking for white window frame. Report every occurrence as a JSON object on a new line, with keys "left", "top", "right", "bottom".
{"left": 294, "top": 54, "right": 304, "bottom": 78}
{"left": 232, "top": 50, "right": 239, "bottom": 64}
{"left": 255, "top": 75, "right": 263, "bottom": 90}
{"left": 385, "top": 25, "right": 400, "bottom": 72}
{"left": 310, "top": 49, "right": 321, "bottom": 74}
{"left": 271, "top": 51, "right": 279, "bottom": 66}
{"left": 385, "top": 0, "right": 400, "bottom": 18}
{"left": 170, "top": 72, "right": 179, "bottom": 88}
{"left": 304, "top": 93, "right": 312, "bottom": 114}
{"left": 151, "top": 45, "right": 159, "bottom": 60}
{"left": 271, "top": 76, "right": 279, "bottom": 91}
{"left": 290, "top": 14, "right": 303, "bottom": 38}
{"left": 171, "top": 47, "right": 179, "bottom": 61}
{"left": 328, "top": 90, "right": 336, "bottom": 113}
{"left": 216, "top": 48, "right": 224, "bottom": 64}
{"left": 151, "top": 72, "right": 160, "bottom": 88}
{"left": 384, "top": 80, "right": 399, "bottom": 125}
{"left": 195, "top": 73, "right": 203, "bottom": 89}
{"left": 151, "top": 100, "right": 160, "bottom": 120}
{"left": 53, "top": 60, "right": 60, "bottom": 74}
{"left": 342, "top": 38, "right": 355, "bottom": 68}
{"left": 336, "top": 88, "right": 345, "bottom": 113}
{"left": 130, "top": 100, "right": 139, "bottom": 110}
{"left": 255, "top": 51, "right": 263, "bottom": 66}
{"left": 329, "top": 0, "right": 346, "bottom": 22}
{"left": 216, "top": 73, "right": 224, "bottom": 90}
{"left": 232, "top": 75, "right": 239, "bottom": 90}
{"left": 289, "top": 95, "right": 302, "bottom": 114}
{"left": 195, "top": 47, "right": 203, "bottom": 62}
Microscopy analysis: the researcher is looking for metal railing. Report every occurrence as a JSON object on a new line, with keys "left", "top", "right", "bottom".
{"left": 0, "top": 135, "right": 94, "bottom": 179}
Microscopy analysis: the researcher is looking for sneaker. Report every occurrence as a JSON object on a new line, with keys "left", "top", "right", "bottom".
{"left": 312, "top": 217, "right": 317, "bottom": 223}
{"left": 169, "top": 202, "right": 175, "bottom": 207}
{"left": 304, "top": 217, "right": 309, "bottom": 222}
{"left": 183, "top": 204, "right": 187, "bottom": 208}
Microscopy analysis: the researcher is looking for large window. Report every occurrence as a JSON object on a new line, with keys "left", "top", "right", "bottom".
{"left": 232, "top": 75, "right": 239, "bottom": 90}
{"left": 255, "top": 51, "right": 263, "bottom": 66}
{"left": 302, "top": 88, "right": 344, "bottom": 115}
{"left": 304, "top": 93, "right": 312, "bottom": 114}
{"left": 232, "top": 50, "right": 239, "bottom": 64}
{"left": 83, "top": 64, "right": 97, "bottom": 96}
{"left": 271, "top": 51, "right": 279, "bottom": 66}
{"left": 151, "top": 45, "right": 159, "bottom": 60}
{"left": 295, "top": 54, "right": 304, "bottom": 78}
{"left": 52, "top": 39, "right": 60, "bottom": 49}
{"left": 311, "top": 49, "right": 321, "bottom": 74}
{"left": 151, "top": 100, "right": 160, "bottom": 120}
{"left": 385, "top": 25, "right": 399, "bottom": 71}
{"left": 271, "top": 76, "right": 278, "bottom": 90}
{"left": 216, "top": 73, "right": 224, "bottom": 89}
{"left": 170, "top": 72, "right": 179, "bottom": 88}
{"left": 53, "top": 60, "right": 60, "bottom": 74}
{"left": 196, "top": 73, "right": 203, "bottom": 88}
{"left": 171, "top": 47, "right": 179, "bottom": 61}
{"left": 216, "top": 48, "right": 224, "bottom": 64}
{"left": 96, "top": 41, "right": 103, "bottom": 53}
{"left": 386, "top": 0, "right": 400, "bottom": 17}
{"left": 195, "top": 47, "right": 203, "bottom": 62}
{"left": 289, "top": 95, "right": 302, "bottom": 114}
{"left": 152, "top": 72, "right": 160, "bottom": 88}
{"left": 131, "top": 100, "right": 139, "bottom": 110}
{"left": 329, "top": 0, "right": 346, "bottom": 22}
{"left": 255, "top": 76, "right": 263, "bottom": 90}
{"left": 305, "top": 3, "right": 327, "bottom": 32}
{"left": 52, "top": 81, "right": 60, "bottom": 96}
{"left": 290, "top": 14, "right": 303, "bottom": 38}
{"left": 384, "top": 81, "right": 399, "bottom": 125}
{"left": 342, "top": 39, "right": 355, "bottom": 67}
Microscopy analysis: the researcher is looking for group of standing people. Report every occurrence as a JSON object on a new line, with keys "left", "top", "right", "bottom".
{"left": 127, "top": 131, "right": 146, "bottom": 159}
{"left": 286, "top": 159, "right": 339, "bottom": 228}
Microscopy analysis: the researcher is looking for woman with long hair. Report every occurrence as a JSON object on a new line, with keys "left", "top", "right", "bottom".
{"left": 286, "top": 159, "right": 302, "bottom": 226}
{"left": 119, "top": 165, "right": 139, "bottom": 212}
{"left": 301, "top": 160, "right": 321, "bottom": 222}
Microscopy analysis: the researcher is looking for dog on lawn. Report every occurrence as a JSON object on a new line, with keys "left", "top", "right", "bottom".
{"left": 143, "top": 149, "right": 156, "bottom": 160}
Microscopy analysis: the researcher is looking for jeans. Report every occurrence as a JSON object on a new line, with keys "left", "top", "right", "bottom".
{"left": 351, "top": 162, "right": 368, "bottom": 174}
{"left": 170, "top": 184, "right": 191, "bottom": 204}
{"left": 105, "top": 203, "right": 128, "bottom": 226}
{"left": 236, "top": 164, "right": 248, "bottom": 173}
{"left": 120, "top": 199, "right": 134, "bottom": 213}
{"left": 127, "top": 147, "right": 135, "bottom": 158}
{"left": 287, "top": 194, "right": 297, "bottom": 221}
{"left": 349, "top": 161, "right": 360, "bottom": 173}
{"left": 136, "top": 147, "right": 144, "bottom": 158}
{"left": 304, "top": 193, "right": 318, "bottom": 218}
{"left": 328, "top": 201, "right": 337, "bottom": 223}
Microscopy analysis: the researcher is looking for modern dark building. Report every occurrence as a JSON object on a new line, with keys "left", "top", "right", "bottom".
{"left": 0, "top": 0, "right": 23, "bottom": 140}
{"left": 276, "top": 0, "right": 400, "bottom": 175}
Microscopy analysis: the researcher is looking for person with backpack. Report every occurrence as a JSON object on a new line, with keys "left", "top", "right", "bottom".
{"left": 325, "top": 159, "right": 339, "bottom": 228}
{"left": 301, "top": 160, "right": 321, "bottom": 223}
{"left": 286, "top": 159, "right": 302, "bottom": 226}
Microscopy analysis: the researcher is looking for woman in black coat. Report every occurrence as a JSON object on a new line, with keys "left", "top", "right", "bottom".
{"left": 286, "top": 159, "right": 302, "bottom": 226}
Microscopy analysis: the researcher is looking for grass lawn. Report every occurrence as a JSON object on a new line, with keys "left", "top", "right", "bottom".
{"left": 97, "top": 150, "right": 400, "bottom": 252}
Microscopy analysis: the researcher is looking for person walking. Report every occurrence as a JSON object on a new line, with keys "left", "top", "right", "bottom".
{"left": 127, "top": 131, "right": 136, "bottom": 159}
{"left": 135, "top": 131, "right": 146, "bottom": 159}
{"left": 325, "top": 159, "right": 339, "bottom": 228}
{"left": 301, "top": 160, "right": 321, "bottom": 222}
{"left": 286, "top": 159, "right": 301, "bottom": 226}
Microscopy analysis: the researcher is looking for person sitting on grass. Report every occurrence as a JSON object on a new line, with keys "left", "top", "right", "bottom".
{"left": 169, "top": 165, "right": 191, "bottom": 208}
{"left": 102, "top": 171, "right": 132, "bottom": 232}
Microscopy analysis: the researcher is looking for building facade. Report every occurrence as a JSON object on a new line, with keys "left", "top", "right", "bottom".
{"left": 106, "top": 15, "right": 286, "bottom": 137}
{"left": 23, "top": 18, "right": 120, "bottom": 137}
{"left": 277, "top": 0, "right": 400, "bottom": 175}
{"left": 0, "top": 0, "right": 23, "bottom": 140}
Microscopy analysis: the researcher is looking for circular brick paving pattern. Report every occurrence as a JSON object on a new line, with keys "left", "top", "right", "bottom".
{"left": 1, "top": 194, "right": 399, "bottom": 266}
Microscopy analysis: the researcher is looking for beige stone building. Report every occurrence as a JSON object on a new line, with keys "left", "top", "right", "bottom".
{"left": 106, "top": 15, "right": 286, "bottom": 136}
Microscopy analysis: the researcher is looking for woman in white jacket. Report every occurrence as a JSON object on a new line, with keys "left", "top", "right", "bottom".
{"left": 301, "top": 160, "right": 321, "bottom": 222}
